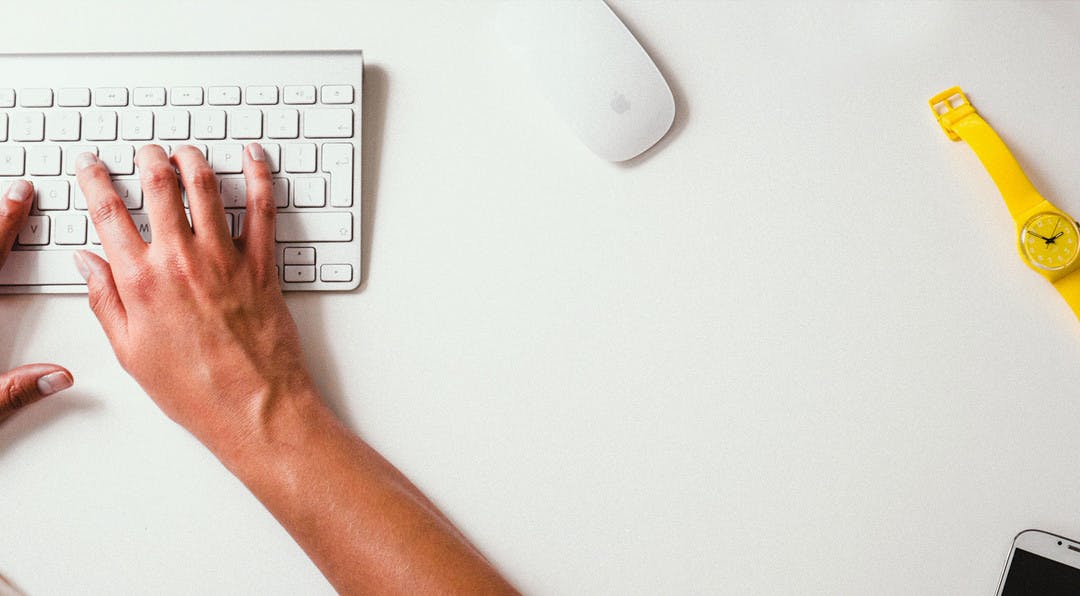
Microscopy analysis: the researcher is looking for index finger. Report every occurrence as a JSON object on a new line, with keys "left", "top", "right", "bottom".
{"left": 75, "top": 152, "right": 146, "bottom": 264}
{"left": 0, "top": 180, "right": 33, "bottom": 269}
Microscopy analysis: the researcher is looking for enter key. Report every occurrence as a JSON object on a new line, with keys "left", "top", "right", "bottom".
{"left": 321, "top": 143, "right": 354, "bottom": 207}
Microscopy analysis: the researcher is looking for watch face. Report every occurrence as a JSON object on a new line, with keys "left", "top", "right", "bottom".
{"left": 1021, "top": 212, "right": 1080, "bottom": 271}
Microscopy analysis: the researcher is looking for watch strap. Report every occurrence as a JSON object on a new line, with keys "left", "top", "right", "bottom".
{"left": 1052, "top": 270, "right": 1080, "bottom": 320}
{"left": 929, "top": 87, "right": 1042, "bottom": 221}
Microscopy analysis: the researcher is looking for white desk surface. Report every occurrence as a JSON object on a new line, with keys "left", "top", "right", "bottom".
{"left": 2, "top": 1, "right": 1080, "bottom": 594}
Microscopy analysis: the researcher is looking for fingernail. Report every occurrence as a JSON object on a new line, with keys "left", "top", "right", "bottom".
{"left": 37, "top": 371, "right": 73, "bottom": 396}
{"left": 247, "top": 143, "right": 266, "bottom": 162}
{"left": 5, "top": 179, "right": 32, "bottom": 202}
{"left": 73, "top": 251, "right": 90, "bottom": 281}
{"left": 76, "top": 152, "right": 98, "bottom": 171}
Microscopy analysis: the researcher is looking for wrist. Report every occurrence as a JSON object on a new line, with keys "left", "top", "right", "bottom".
{"left": 208, "top": 382, "right": 337, "bottom": 476}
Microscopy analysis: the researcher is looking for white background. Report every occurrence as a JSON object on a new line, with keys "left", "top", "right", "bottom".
{"left": 2, "top": 1, "right": 1080, "bottom": 594}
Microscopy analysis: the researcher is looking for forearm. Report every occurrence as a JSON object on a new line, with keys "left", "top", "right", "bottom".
{"left": 218, "top": 390, "right": 517, "bottom": 595}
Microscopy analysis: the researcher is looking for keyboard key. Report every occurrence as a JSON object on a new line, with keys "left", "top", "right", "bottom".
{"left": 246, "top": 86, "right": 278, "bottom": 105}
{"left": 12, "top": 112, "right": 45, "bottom": 141}
{"left": 95, "top": 87, "right": 128, "bottom": 107}
{"left": 220, "top": 178, "right": 247, "bottom": 207}
{"left": 85, "top": 111, "right": 118, "bottom": 141}
{"left": 283, "top": 246, "right": 315, "bottom": 265}
{"left": 36, "top": 180, "right": 69, "bottom": 210}
{"left": 262, "top": 143, "right": 282, "bottom": 173}
{"left": 0, "top": 147, "right": 24, "bottom": 176}
{"left": 321, "top": 85, "right": 354, "bottom": 104}
{"left": 27, "top": 145, "right": 61, "bottom": 176}
{"left": 283, "top": 265, "right": 316, "bottom": 283}
{"left": 208, "top": 86, "right": 241, "bottom": 106}
{"left": 321, "top": 143, "right": 353, "bottom": 207}
{"left": 65, "top": 145, "right": 98, "bottom": 175}
{"left": 228, "top": 109, "right": 262, "bottom": 139}
{"left": 303, "top": 108, "right": 353, "bottom": 138}
{"left": 121, "top": 111, "right": 154, "bottom": 140}
{"left": 57, "top": 88, "right": 91, "bottom": 107}
{"left": 275, "top": 212, "right": 351, "bottom": 242}
{"left": 320, "top": 263, "right": 353, "bottom": 282}
{"left": 172, "top": 143, "right": 208, "bottom": 159}
{"left": 18, "top": 216, "right": 50, "bottom": 245}
{"left": 19, "top": 88, "right": 53, "bottom": 107}
{"left": 133, "top": 87, "right": 166, "bottom": 106}
{"left": 283, "top": 85, "right": 316, "bottom": 105}
{"left": 0, "top": 88, "right": 14, "bottom": 108}
{"left": 113, "top": 179, "right": 142, "bottom": 209}
{"left": 0, "top": 250, "right": 91, "bottom": 285}
{"left": 171, "top": 87, "right": 204, "bottom": 106}
{"left": 266, "top": 109, "right": 299, "bottom": 139}
{"left": 210, "top": 144, "right": 243, "bottom": 173}
{"left": 157, "top": 110, "right": 190, "bottom": 140}
{"left": 0, "top": 113, "right": 6, "bottom": 142}
{"left": 272, "top": 177, "right": 289, "bottom": 207}
{"left": 283, "top": 143, "right": 316, "bottom": 173}
{"left": 293, "top": 177, "right": 325, "bottom": 207}
{"left": 193, "top": 110, "right": 226, "bottom": 140}
{"left": 54, "top": 214, "right": 87, "bottom": 245}
{"left": 131, "top": 213, "right": 152, "bottom": 242}
{"left": 100, "top": 145, "right": 135, "bottom": 175}
{"left": 46, "top": 111, "right": 81, "bottom": 141}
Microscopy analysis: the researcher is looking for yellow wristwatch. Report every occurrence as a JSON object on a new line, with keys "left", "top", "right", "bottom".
{"left": 930, "top": 86, "right": 1080, "bottom": 319}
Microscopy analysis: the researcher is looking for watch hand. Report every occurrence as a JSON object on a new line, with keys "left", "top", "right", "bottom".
{"left": 1029, "top": 231, "right": 1051, "bottom": 241}
{"left": 1052, "top": 231, "right": 1065, "bottom": 240}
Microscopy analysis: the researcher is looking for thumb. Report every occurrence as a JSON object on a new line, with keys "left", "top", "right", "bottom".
{"left": 0, "top": 364, "right": 72, "bottom": 424}
{"left": 74, "top": 250, "right": 127, "bottom": 343}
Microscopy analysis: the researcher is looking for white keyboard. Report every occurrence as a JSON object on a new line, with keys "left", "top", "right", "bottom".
{"left": 0, "top": 50, "right": 363, "bottom": 293}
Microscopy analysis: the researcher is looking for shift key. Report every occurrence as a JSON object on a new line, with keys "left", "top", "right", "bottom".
{"left": 275, "top": 212, "right": 352, "bottom": 242}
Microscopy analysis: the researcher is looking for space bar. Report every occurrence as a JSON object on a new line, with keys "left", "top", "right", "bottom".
{"left": 0, "top": 250, "right": 89, "bottom": 286}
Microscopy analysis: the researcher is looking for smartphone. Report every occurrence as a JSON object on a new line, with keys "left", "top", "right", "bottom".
{"left": 998, "top": 529, "right": 1080, "bottom": 595}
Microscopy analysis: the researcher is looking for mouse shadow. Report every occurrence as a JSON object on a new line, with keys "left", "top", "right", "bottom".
{"left": 605, "top": 3, "right": 690, "bottom": 169}
{"left": 283, "top": 64, "right": 388, "bottom": 429}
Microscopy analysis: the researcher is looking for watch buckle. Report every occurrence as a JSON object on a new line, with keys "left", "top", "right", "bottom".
{"left": 929, "top": 86, "right": 975, "bottom": 141}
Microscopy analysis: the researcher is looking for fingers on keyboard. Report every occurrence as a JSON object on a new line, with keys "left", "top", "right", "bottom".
{"left": 135, "top": 145, "right": 189, "bottom": 243}
{"left": 76, "top": 156, "right": 146, "bottom": 260}
{"left": 241, "top": 143, "right": 276, "bottom": 268}
{"left": 170, "top": 146, "right": 231, "bottom": 245}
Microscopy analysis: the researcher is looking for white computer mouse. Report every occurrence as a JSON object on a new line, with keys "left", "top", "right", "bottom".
{"left": 495, "top": 0, "right": 676, "bottom": 162}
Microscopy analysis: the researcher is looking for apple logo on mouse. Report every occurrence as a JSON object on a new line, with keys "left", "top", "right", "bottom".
{"left": 610, "top": 91, "right": 631, "bottom": 114}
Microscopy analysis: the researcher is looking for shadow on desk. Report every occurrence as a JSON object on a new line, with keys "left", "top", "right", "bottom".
{"left": 0, "top": 392, "right": 100, "bottom": 458}
{"left": 281, "top": 64, "right": 389, "bottom": 425}
{"left": 359, "top": 64, "right": 389, "bottom": 291}
{"left": 0, "top": 296, "right": 98, "bottom": 456}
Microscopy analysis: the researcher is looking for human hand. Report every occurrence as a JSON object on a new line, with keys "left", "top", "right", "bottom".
{"left": 0, "top": 180, "right": 73, "bottom": 425}
{"left": 73, "top": 144, "right": 317, "bottom": 458}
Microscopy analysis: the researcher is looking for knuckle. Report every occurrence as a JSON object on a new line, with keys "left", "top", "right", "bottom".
{"left": 90, "top": 197, "right": 125, "bottom": 227}
{"left": 0, "top": 376, "right": 31, "bottom": 413}
{"left": 187, "top": 167, "right": 218, "bottom": 196}
{"left": 87, "top": 282, "right": 116, "bottom": 316}
{"left": 141, "top": 164, "right": 178, "bottom": 194}
{"left": 251, "top": 189, "right": 276, "bottom": 219}
{"left": 119, "top": 261, "right": 157, "bottom": 299}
